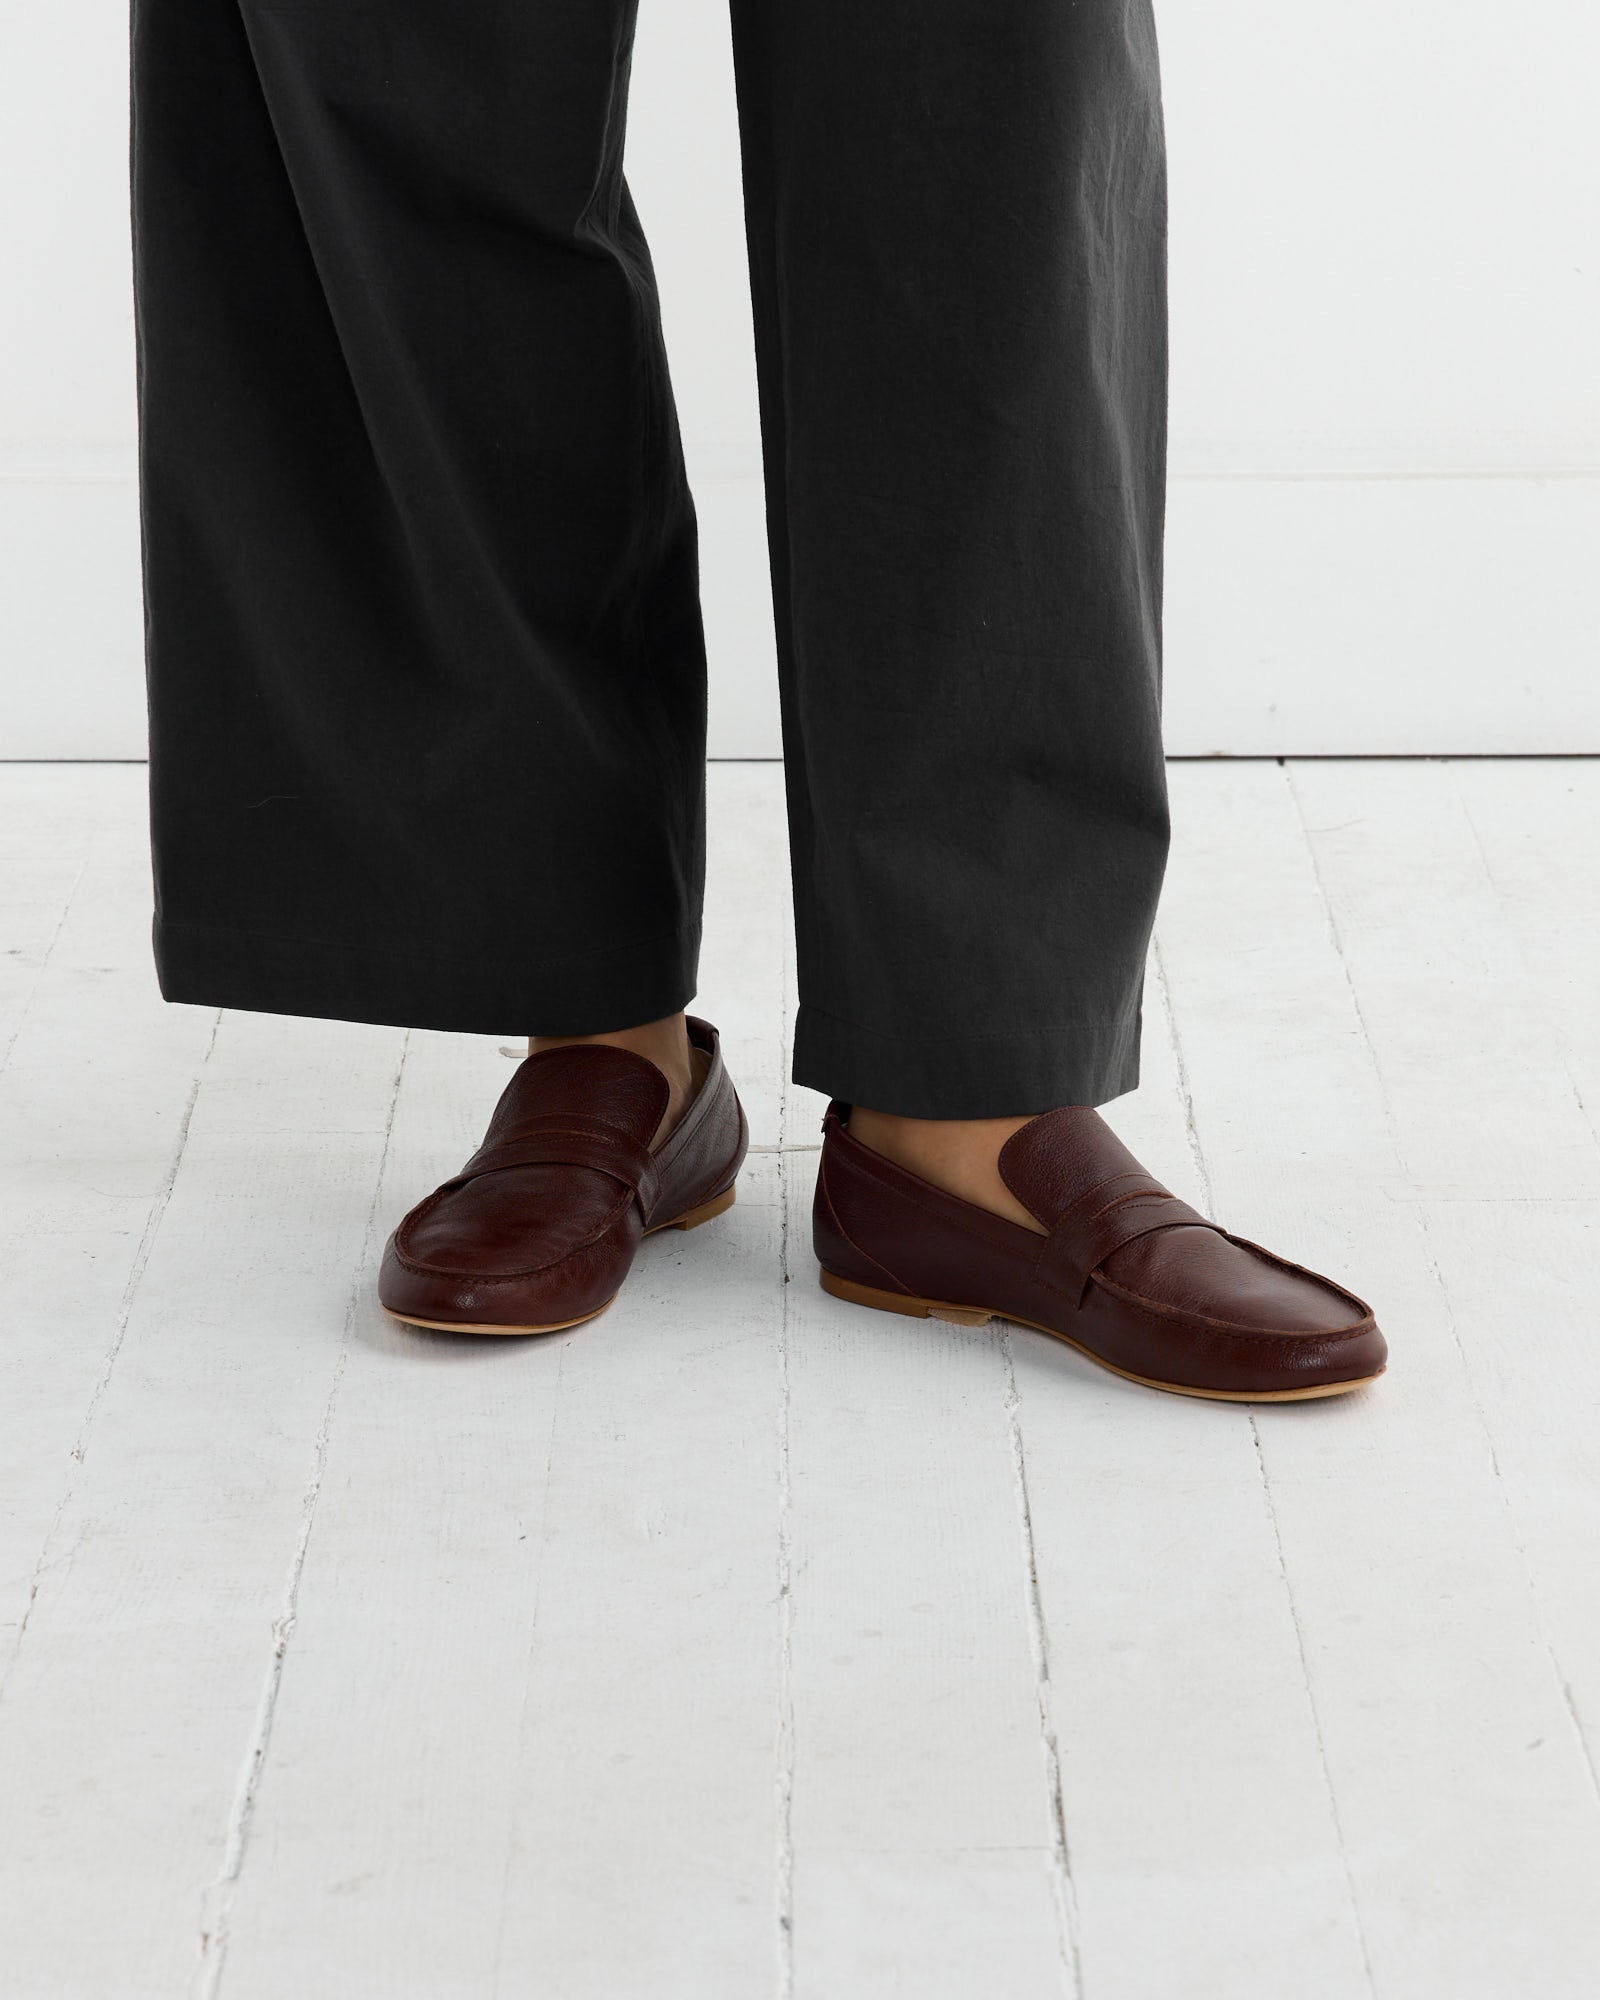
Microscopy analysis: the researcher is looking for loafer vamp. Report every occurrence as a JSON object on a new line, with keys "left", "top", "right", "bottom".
{"left": 1100, "top": 1224, "right": 1369, "bottom": 1336}
{"left": 379, "top": 1221, "right": 633, "bottom": 1329}
{"left": 1073, "top": 1275, "right": 1385, "bottom": 1391}
{"left": 395, "top": 1164, "right": 630, "bottom": 1279}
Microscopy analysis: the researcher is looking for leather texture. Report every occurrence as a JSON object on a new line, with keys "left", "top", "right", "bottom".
{"left": 379, "top": 1016, "right": 747, "bottom": 1331}
{"left": 814, "top": 1102, "right": 1385, "bottom": 1397}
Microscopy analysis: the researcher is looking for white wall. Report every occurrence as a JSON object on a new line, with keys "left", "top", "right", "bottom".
{"left": 1155, "top": 0, "right": 1600, "bottom": 753}
{"left": 3, "top": 0, "right": 1596, "bottom": 758}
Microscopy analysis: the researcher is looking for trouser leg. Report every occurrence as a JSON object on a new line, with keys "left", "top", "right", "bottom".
{"left": 132, "top": 0, "right": 705, "bottom": 1034}
{"left": 730, "top": 0, "right": 1171, "bottom": 1117}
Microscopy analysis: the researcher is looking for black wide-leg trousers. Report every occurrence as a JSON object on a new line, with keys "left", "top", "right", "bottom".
{"left": 131, "top": 0, "right": 1171, "bottom": 1119}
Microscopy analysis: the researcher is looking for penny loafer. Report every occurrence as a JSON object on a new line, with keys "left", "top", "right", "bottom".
{"left": 813, "top": 1102, "right": 1385, "bottom": 1400}
{"left": 379, "top": 1015, "right": 748, "bottom": 1334}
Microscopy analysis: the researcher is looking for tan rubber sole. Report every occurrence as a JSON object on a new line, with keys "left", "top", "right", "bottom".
{"left": 819, "top": 1268, "right": 1384, "bottom": 1403}
{"left": 387, "top": 1183, "right": 738, "bottom": 1337}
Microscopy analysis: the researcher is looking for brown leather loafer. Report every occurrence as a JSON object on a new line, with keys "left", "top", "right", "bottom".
{"left": 813, "top": 1102, "right": 1385, "bottom": 1400}
{"left": 379, "top": 1016, "right": 747, "bottom": 1334}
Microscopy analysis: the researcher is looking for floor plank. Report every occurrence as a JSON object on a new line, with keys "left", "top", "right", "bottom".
{"left": 1291, "top": 757, "right": 1600, "bottom": 1854}
{"left": 485, "top": 1156, "right": 783, "bottom": 1999}
{"left": 0, "top": 1007, "right": 406, "bottom": 1997}
{"left": 1158, "top": 759, "right": 1600, "bottom": 1998}
{"left": 1007, "top": 963, "right": 1371, "bottom": 1999}
{"left": 0, "top": 773, "right": 220, "bottom": 1664}
{"left": 1445, "top": 758, "right": 1600, "bottom": 1147}
{"left": 781, "top": 1150, "right": 1070, "bottom": 1999}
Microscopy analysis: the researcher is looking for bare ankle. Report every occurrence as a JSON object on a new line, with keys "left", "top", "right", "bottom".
{"left": 527, "top": 1013, "right": 699, "bottom": 1147}
{"left": 847, "top": 1106, "right": 1050, "bottom": 1235}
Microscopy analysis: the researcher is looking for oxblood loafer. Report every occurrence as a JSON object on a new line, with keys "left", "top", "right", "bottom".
{"left": 814, "top": 1102, "right": 1385, "bottom": 1401}
{"left": 379, "top": 1015, "right": 747, "bottom": 1335}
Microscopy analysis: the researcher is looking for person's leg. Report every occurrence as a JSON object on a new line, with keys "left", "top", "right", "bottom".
{"left": 134, "top": 0, "right": 743, "bottom": 1334}
{"left": 729, "top": 0, "right": 1170, "bottom": 1127}
{"left": 729, "top": 3, "right": 1385, "bottom": 1396}
{"left": 132, "top": 0, "right": 707, "bottom": 1037}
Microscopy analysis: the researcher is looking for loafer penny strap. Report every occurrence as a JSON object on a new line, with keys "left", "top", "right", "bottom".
{"left": 449, "top": 1114, "right": 661, "bottom": 1214}
{"left": 1035, "top": 1173, "right": 1215, "bottom": 1304}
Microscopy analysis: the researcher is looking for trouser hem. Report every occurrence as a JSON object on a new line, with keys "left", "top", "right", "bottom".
{"left": 791, "top": 1002, "right": 1143, "bottom": 1120}
{"left": 152, "top": 913, "right": 701, "bottom": 1038}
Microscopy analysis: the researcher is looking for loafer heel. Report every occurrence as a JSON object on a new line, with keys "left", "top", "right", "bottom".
{"left": 820, "top": 1267, "right": 993, "bottom": 1327}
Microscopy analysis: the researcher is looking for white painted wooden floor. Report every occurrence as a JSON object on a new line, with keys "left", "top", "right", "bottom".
{"left": 2, "top": 758, "right": 1598, "bottom": 1999}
